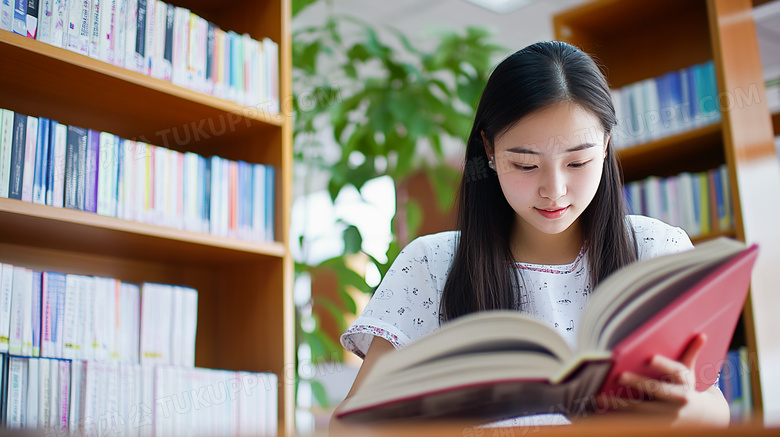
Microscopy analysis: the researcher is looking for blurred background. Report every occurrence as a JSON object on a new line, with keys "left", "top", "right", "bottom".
{"left": 289, "top": 0, "right": 780, "bottom": 434}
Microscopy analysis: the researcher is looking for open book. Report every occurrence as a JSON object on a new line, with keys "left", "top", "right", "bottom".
{"left": 336, "top": 237, "right": 759, "bottom": 423}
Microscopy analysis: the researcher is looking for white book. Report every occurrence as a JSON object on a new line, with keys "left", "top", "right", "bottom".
{"left": 265, "top": 373, "right": 278, "bottom": 437}
{"left": 643, "top": 176, "right": 661, "bottom": 220}
{"left": 170, "top": 287, "right": 183, "bottom": 366}
{"left": 38, "top": 357, "right": 51, "bottom": 429}
{"left": 14, "top": 267, "right": 34, "bottom": 356}
{"left": 67, "top": 0, "right": 90, "bottom": 55}
{"left": 48, "top": 359, "right": 59, "bottom": 429}
{"left": 21, "top": 116, "right": 38, "bottom": 203}
{"left": 62, "top": 274, "right": 82, "bottom": 360}
{"left": 0, "top": 108, "right": 14, "bottom": 198}
{"left": 170, "top": 149, "right": 183, "bottom": 229}
{"left": 644, "top": 78, "right": 661, "bottom": 141}
{"left": 97, "top": 0, "right": 116, "bottom": 63}
{"left": 54, "top": 272, "right": 67, "bottom": 359}
{"left": 181, "top": 286, "right": 197, "bottom": 367}
{"left": 182, "top": 152, "right": 196, "bottom": 231}
{"left": 49, "top": 0, "right": 68, "bottom": 48}
{"left": 68, "top": 360, "right": 80, "bottom": 432}
{"left": 0, "top": 0, "right": 13, "bottom": 31}
{"left": 117, "top": 139, "right": 132, "bottom": 220}
{"left": 82, "top": 361, "right": 98, "bottom": 435}
{"left": 88, "top": 0, "right": 102, "bottom": 58}
{"left": 113, "top": 0, "right": 127, "bottom": 67}
{"left": 153, "top": 145, "right": 167, "bottom": 226}
{"left": 209, "top": 156, "right": 220, "bottom": 236}
{"left": 9, "top": 266, "right": 27, "bottom": 355}
{"left": 143, "top": 0, "right": 154, "bottom": 75}
{"left": 134, "top": 143, "right": 149, "bottom": 223}
{"left": 123, "top": 0, "right": 138, "bottom": 70}
{"left": 51, "top": 122, "right": 67, "bottom": 208}
{"left": 97, "top": 132, "right": 115, "bottom": 216}
{"left": 0, "top": 263, "right": 14, "bottom": 353}
{"left": 26, "top": 358, "right": 39, "bottom": 429}
{"left": 149, "top": 0, "right": 163, "bottom": 79}
{"left": 79, "top": 275, "right": 96, "bottom": 361}
{"left": 57, "top": 360, "right": 70, "bottom": 432}
{"left": 36, "top": 0, "right": 53, "bottom": 44}
{"left": 663, "top": 177, "right": 680, "bottom": 229}
{"left": 8, "top": 357, "right": 26, "bottom": 429}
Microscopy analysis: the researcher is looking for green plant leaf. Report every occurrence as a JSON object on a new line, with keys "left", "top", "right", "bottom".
{"left": 405, "top": 199, "right": 423, "bottom": 240}
{"left": 312, "top": 295, "right": 348, "bottom": 333}
{"left": 428, "top": 164, "right": 460, "bottom": 212}
{"left": 292, "top": 0, "right": 320, "bottom": 17}
{"left": 310, "top": 380, "right": 330, "bottom": 408}
{"left": 343, "top": 225, "right": 362, "bottom": 255}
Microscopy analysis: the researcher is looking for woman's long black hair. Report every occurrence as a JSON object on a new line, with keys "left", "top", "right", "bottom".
{"left": 440, "top": 41, "right": 637, "bottom": 323}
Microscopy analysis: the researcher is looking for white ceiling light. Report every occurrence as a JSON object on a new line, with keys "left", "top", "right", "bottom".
{"left": 463, "top": 0, "right": 541, "bottom": 14}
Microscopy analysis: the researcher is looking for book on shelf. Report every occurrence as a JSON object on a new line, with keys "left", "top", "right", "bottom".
{"left": 3, "top": 0, "right": 280, "bottom": 110}
{"left": 624, "top": 165, "right": 732, "bottom": 239}
{"left": 1, "top": 107, "right": 277, "bottom": 244}
{"left": 612, "top": 61, "right": 720, "bottom": 149}
{"left": 0, "top": 353, "right": 278, "bottom": 435}
{"left": 336, "top": 237, "right": 758, "bottom": 423}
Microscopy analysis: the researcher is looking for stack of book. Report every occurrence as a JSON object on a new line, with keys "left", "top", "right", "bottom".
{"left": 0, "top": 264, "right": 278, "bottom": 435}
{"left": 1, "top": 0, "right": 280, "bottom": 111}
{"left": 623, "top": 165, "right": 733, "bottom": 239}
{"left": 0, "top": 108, "right": 276, "bottom": 243}
{"left": 1, "top": 356, "right": 278, "bottom": 436}
{"left": 611, "top": 61, "right": 720, "bottom": 149}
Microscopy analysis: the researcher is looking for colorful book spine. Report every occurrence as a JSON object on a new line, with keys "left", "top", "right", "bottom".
{"left": 84, "top": 129, "right": 100, "bottom": 213}
{"left": 32, "top": 117, "right": 50, "bottom": 205}
{"left": 0, "top": 109, "right": 14, "bottom": 198}
{"left": 20, "top": 115, "right": 38, "bottom": 203}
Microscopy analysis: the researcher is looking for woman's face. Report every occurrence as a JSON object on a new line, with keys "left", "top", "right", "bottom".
{"left": 490, "top": 102, "right": 608, "bottom": 239}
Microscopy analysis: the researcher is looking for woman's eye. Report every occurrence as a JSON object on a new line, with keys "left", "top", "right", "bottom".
{"left": 568, "top": 161, "right": 590, "bottom": 168}
{"left": 513, "top": 164, "right": 537, "bottom": 171}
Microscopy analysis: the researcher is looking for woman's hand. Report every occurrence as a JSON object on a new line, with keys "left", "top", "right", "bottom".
{"left": 594, "top": 334, "right": 730, "bottom": 427}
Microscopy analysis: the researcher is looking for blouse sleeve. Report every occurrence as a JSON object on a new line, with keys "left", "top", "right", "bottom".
{"left": 628, "top": 215, "right": 694, "bottom": 261}
{"left": 340, "top": 234, "right": 451, "bottom": 359}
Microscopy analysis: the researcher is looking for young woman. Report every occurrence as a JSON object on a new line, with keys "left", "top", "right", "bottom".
{"left": 332, "top": 41, "right": 730, "bottom": 429}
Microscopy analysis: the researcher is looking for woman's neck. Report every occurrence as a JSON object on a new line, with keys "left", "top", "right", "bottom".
{"left": 510, "top": 219, "right": 584, "bottom": 265}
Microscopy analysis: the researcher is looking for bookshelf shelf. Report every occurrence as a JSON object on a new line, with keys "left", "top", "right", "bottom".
{"left": 0, "top": 31, "right": 283, "bottom": 152}
{"left": 0, "top": 0, "right": 294, "bottom": 433}
{"left": 0, "top": 198, "right": 286, "bottom": 265}
{"left": 690, "top": 228, "right": 737, "bottom": 245}
{"left": 618, "top": 123, "right": 724, "bottom": 182}
{"left": 556, "top": 0, "right": 780, "bottom": 421}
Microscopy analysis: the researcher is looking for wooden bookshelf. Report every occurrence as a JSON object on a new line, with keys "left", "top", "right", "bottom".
{"left": 772, "top": 111, "right": 780, "bottom": 136}
{"left": 0, "top": 0, "right": 294, "bottom": 434}
{"left": 555, "top": 0, "right": 780, "bottom": 422}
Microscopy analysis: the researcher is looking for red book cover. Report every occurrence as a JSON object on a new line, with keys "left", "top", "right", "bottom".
{"left": 599, "top": 244, "right": 758, "bottom": 396}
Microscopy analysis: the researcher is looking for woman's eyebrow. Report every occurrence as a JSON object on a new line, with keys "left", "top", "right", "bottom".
{"left": 505, "top": 143, "right": 597, "bottom": 155}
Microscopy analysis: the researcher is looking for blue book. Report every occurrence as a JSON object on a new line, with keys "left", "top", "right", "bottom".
{"left": 655, "top": 74, "right": 671, "bottom": 132}
{"left": 690, "top": 173, "right": 701, "bottom": 232}
{"left": 31, "top": 270, "right": 41, "bottom": 357}
{"left": 201, "top": 155, "right": 209, "bottom": 232}
{"left": 84, "top": 129, "right": 100, "bottom": 213}
{"left": 8, "top": 113, "right": 27, "bottom": 200}
{"left": 32, "top": 117, "right": 50, "bottom": 205}
{"left": 11, "top": 0, "right": 25, "bottom": 35}
{"left": 265, "top": 165, "right": 275, "bottom": 241}
{"left": 727, "top": 350, "right": 744, "bottom": 421}
{"left": 41, "top": 271, "right": 66, "bottom": 358}
{"left": 46, "top": 120, "right": 59, "bottom": 206}
{"left": 684, "top": 67, "right": 699, "bottom": 126}
{"left": 712, "top": 169, "right": 725, "bottom": 231}
{"left": 704, "top": 61, "right": 720, "bottom": 122}
{"left": 667, "top": 71, "right": 683, "bottom": 133}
